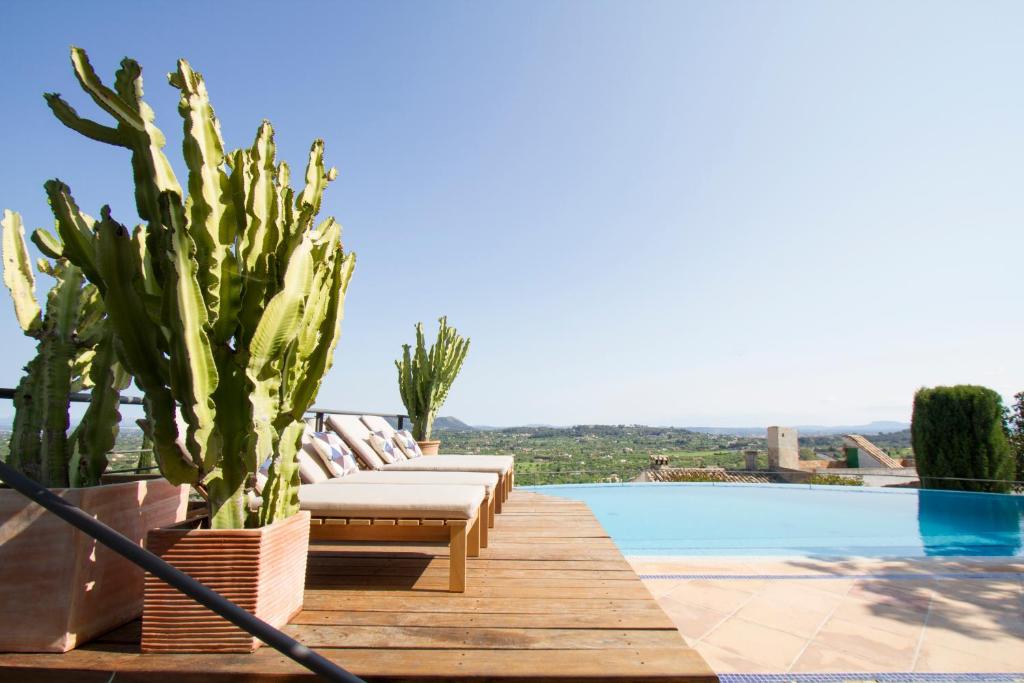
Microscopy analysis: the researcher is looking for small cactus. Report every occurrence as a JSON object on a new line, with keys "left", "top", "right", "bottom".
{"left": 396, "top": 317, "right": 470, "bottom": 441}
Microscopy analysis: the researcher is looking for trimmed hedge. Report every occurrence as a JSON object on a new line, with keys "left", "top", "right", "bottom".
{"left": 911, "top": 385, "right": 1013, "bottom": 493}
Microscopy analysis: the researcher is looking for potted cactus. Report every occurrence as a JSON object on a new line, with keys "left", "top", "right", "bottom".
{"left": 5, "top": 48, "right": 355, "bottom": 653}
{"left": 396, "top": 317, "right": 470, "bottom": 454}
{"left": 0, "top": 211, "right": 189, "bottom": 652}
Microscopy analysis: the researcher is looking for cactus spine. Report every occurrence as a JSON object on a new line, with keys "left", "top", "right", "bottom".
{"left": 396, "top": 317, "right": 470, "bottom": 441}
{"left": 1, "top": 209, "right": 127, "bottom": 487}
{"left": 31, "top": 48, "right": 354, "bottom": 528}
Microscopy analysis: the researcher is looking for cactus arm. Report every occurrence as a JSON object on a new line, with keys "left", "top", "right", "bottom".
{"left": 287, "top": 248, "right": 355, "bottom": 417}
{"left": 31, "top": 227, "right": 64, "bottom": 260}
{"left": 75, "top": 326, "right": 122, "bottom": 486}
{"left": 8, "top": 357, "right": 43, "bottom": 478}
{"left": 238, "top": 123, "right": 278, "bottom": 271}
{"left": 42, "top": 93, "right": 126, "bottom": 147}
{"left": 68, "top": 48, "right": 147, "bottom": 130}
{"left": 296, "top": 140, "right": 334, "bottom": 217}
{"left": 170, "top": 60, "right": 240, "bottom": 343}
{"left": 161, "top": 194, "right": 220, "bottom": 472}
{"left": 38, "top": 264, "right": 84, "bottom": 487}
{"left": 258, "top": 419, "right": 303, "bottom": 526}
{"left": 1, "top": 210, "right": 43, "bottom": 335}
{"left": 44, "top": 181, "right": 105, "bottom": 294}
{"left": 92, "top": 209, "right": 197, "bottom": 486}
{"left": 244, "top": 236, "right": 314, "bottom": 482}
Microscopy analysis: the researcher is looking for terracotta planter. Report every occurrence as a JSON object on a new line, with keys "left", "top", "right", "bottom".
{"left": 142, "top": 510, "right": 310, "bottom": 653}
{"left": 417, "top": 440, "right": 441, "bottom": 455}
{"left": 0, "top": 478, "right": 189, "bottom": 653}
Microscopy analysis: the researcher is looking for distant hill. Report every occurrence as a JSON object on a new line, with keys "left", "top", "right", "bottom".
{"left": 432, "top": 416, "right": 477, "bottom": 431}
{"left": 685, "top": 421, "right": 910, "bottom": 437}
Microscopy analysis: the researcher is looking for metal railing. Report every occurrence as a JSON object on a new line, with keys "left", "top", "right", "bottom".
{"left": 305, "top": 406, "right": 409, "bottom": 432}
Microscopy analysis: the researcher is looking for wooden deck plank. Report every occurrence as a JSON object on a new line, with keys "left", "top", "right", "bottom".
{"left": 0, "top": 490, "right": 715, "bottom": 682}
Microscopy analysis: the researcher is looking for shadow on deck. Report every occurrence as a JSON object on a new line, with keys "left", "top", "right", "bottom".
{"left": 0, "top": 490, "right": 716, "bottom": 682}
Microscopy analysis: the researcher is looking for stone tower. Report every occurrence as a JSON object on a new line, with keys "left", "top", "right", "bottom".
{"left": 767, "top": 426, "right": 799, "bottom": 470}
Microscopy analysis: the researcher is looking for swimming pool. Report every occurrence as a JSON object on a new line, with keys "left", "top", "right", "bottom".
{"left": 529, "top": 483, "right": 1024, "bottom": 557}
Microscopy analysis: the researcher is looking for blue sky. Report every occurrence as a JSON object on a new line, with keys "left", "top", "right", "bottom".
{"left": 0, "top": 1, "right": 1021, "bottom": 427}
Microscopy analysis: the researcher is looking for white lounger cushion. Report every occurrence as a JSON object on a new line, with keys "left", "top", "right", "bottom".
{"left": 318, "top": 470, "right": 499, "bottom": 496}
{"left": 383, "top": 455, "right": 513, "bottom": 476}
{"left": 326, "top": 415, "right": 387, "bottom": 470}
{"left": 298, "top": 483, "right": 484, "bottom": 520}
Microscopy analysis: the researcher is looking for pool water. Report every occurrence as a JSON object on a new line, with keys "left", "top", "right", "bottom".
{"left": 530, "top": 483, "right": 1024, "bottom": 557}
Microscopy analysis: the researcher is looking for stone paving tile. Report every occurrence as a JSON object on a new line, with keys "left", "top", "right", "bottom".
{"left": 914, "top": 640, "right": 1024, "bottom": 673}
{"left": 731, "top": 592, "right": 833, "bottom": 639}
{"left": 657, "top": 594, "right": 732, "bottom": 642}
{"left": 917, "top": 625, "right": 1024, "bottom": 668}
{"left": 663, "top": 579, "right": 760, "bottom": 613}
{"left": 697, "top": 641, "right": 788, "bottom": 674}
{"left": 811, "top": 615, "right": 920, "bottom": 669}
{"left": 789, "top": 642, "right": 908, "bottom": 673}
{"left": 701, "top": 616, "right": 810, "bottom": 671}
{"left": 827, "top": 597, "right": 931, "bottom": 640}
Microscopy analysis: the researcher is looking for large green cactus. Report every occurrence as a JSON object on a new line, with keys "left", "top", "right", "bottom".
{"left": 1, "top": 209, "right": 127, "bottom": 487}
{"left": 27, "top": 48, "right": 354, "bottom": 529}
{"left": 396, "top": 317, "right": 470, "bottom": 441}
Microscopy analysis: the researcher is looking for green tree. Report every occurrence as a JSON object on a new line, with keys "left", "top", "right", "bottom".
{"left": 911, "top": 385, "right": 1013, "bottom": 493}
{"left": 1006, "top": 391, "right": 1024, "bottom": 488}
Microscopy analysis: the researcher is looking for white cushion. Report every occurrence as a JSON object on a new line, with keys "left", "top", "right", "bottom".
{"left": 367, "top": 432, "right": 402, "bottom": 464}
{"left": 321, "top": 470, "right": 499, "bottom": 496}
{"left": 310, "top": 431, "right": 359, "bottom": 477}
{"left": 327, "top": 415, "right": 386, "bottom": 470}
{"left": 384, "top": 454, "right": 514, "bottom": 476}
{"left": 393, "top": 429, "right": 423, "bottom": 458}
{"left": 298, "top": 483, "right": 484, "bottom": 520}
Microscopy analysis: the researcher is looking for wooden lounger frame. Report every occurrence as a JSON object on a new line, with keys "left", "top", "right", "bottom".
{"left": 309, "top": 500, "right": 487, "bottom": 592}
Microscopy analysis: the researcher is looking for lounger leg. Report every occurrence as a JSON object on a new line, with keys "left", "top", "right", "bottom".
{"left": 494, "top": 476, "right": 504, "bottom": 514}
{"left": 468, "top": 513, "right": 481, "bottom": 557}
{"left": 479, "top": 500, "right": 489, "bottom": 548}
{"left": 488, "top": 495, "right": 496, "bottom": 529}
{"left": 449, "top": 521, "right": 468, "bottom": 592}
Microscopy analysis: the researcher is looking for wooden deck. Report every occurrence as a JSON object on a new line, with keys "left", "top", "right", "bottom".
{"left": 0, "top": 490, "right": 715, "bottom": 682}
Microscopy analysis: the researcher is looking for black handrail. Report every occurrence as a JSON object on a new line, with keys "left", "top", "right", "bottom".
{"left": 0, "top": 460, "right": 364, "bottom": 682}
{"left": 304, "top": 407, "right": 409, "bottom": 431}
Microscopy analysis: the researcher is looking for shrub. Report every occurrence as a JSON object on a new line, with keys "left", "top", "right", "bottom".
{"left": 1006, "top": 392, "right": 1024, "bottom": 492}
{"left": 911, "top": 385, "right": 1013, "bottom": 493}
{"left": 805, "top": 473, "right": 862, "bottom": 486}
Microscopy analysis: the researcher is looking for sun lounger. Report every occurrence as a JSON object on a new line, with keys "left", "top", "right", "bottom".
{"left": 361, "top": 414, "right": 516, "bottom": 503}
{"left": 296, "top": 432, "right": 499, "bottom": 534}
{"left": 299, "top": 482, "right": 485, "bottom": 592}
{"left": 326, "top": 415, "right": 514, "bottom": 512}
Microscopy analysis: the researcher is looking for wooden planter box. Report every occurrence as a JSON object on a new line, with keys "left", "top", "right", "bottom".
{"left": 0, "top": 478, "right": 189, "bottom": 653}
{"left": 141, "top": 510, "right": 310, "bottom": 653}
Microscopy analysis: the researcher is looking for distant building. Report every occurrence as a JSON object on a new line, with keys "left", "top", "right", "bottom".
{"left": 767, "top": 426, "right": 799, "bottom": 470}
{"left": 842, "top": 434, "right": 903, "bottom": 469}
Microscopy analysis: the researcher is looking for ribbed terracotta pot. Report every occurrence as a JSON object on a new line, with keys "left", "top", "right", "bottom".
{"left": 0, "top": 478, "right": 189, "bottom": 653}
{"left": 417, "top": 440, "right": 441, "bottom": 455}
{"left": 142, "top": 510, "right": 310, "bottom": 653}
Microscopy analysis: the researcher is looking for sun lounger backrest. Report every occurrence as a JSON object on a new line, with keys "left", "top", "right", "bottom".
{"left": 360, "top": 414, "right": 397, "bottom": 437}
{"left": 326, "top": 414, "right": 386, "bottom": 470}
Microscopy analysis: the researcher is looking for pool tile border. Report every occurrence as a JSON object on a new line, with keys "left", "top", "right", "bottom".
{"left": 718, "top": 675, "right": 1024, "bottom": 683}
{"left": 639, "top": 572, "right": 1024, "bottom": 581}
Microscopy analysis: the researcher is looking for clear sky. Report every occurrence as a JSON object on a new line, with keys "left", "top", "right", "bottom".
{"left": 0, "top": 1, "right": 1021, "bottom": 427}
